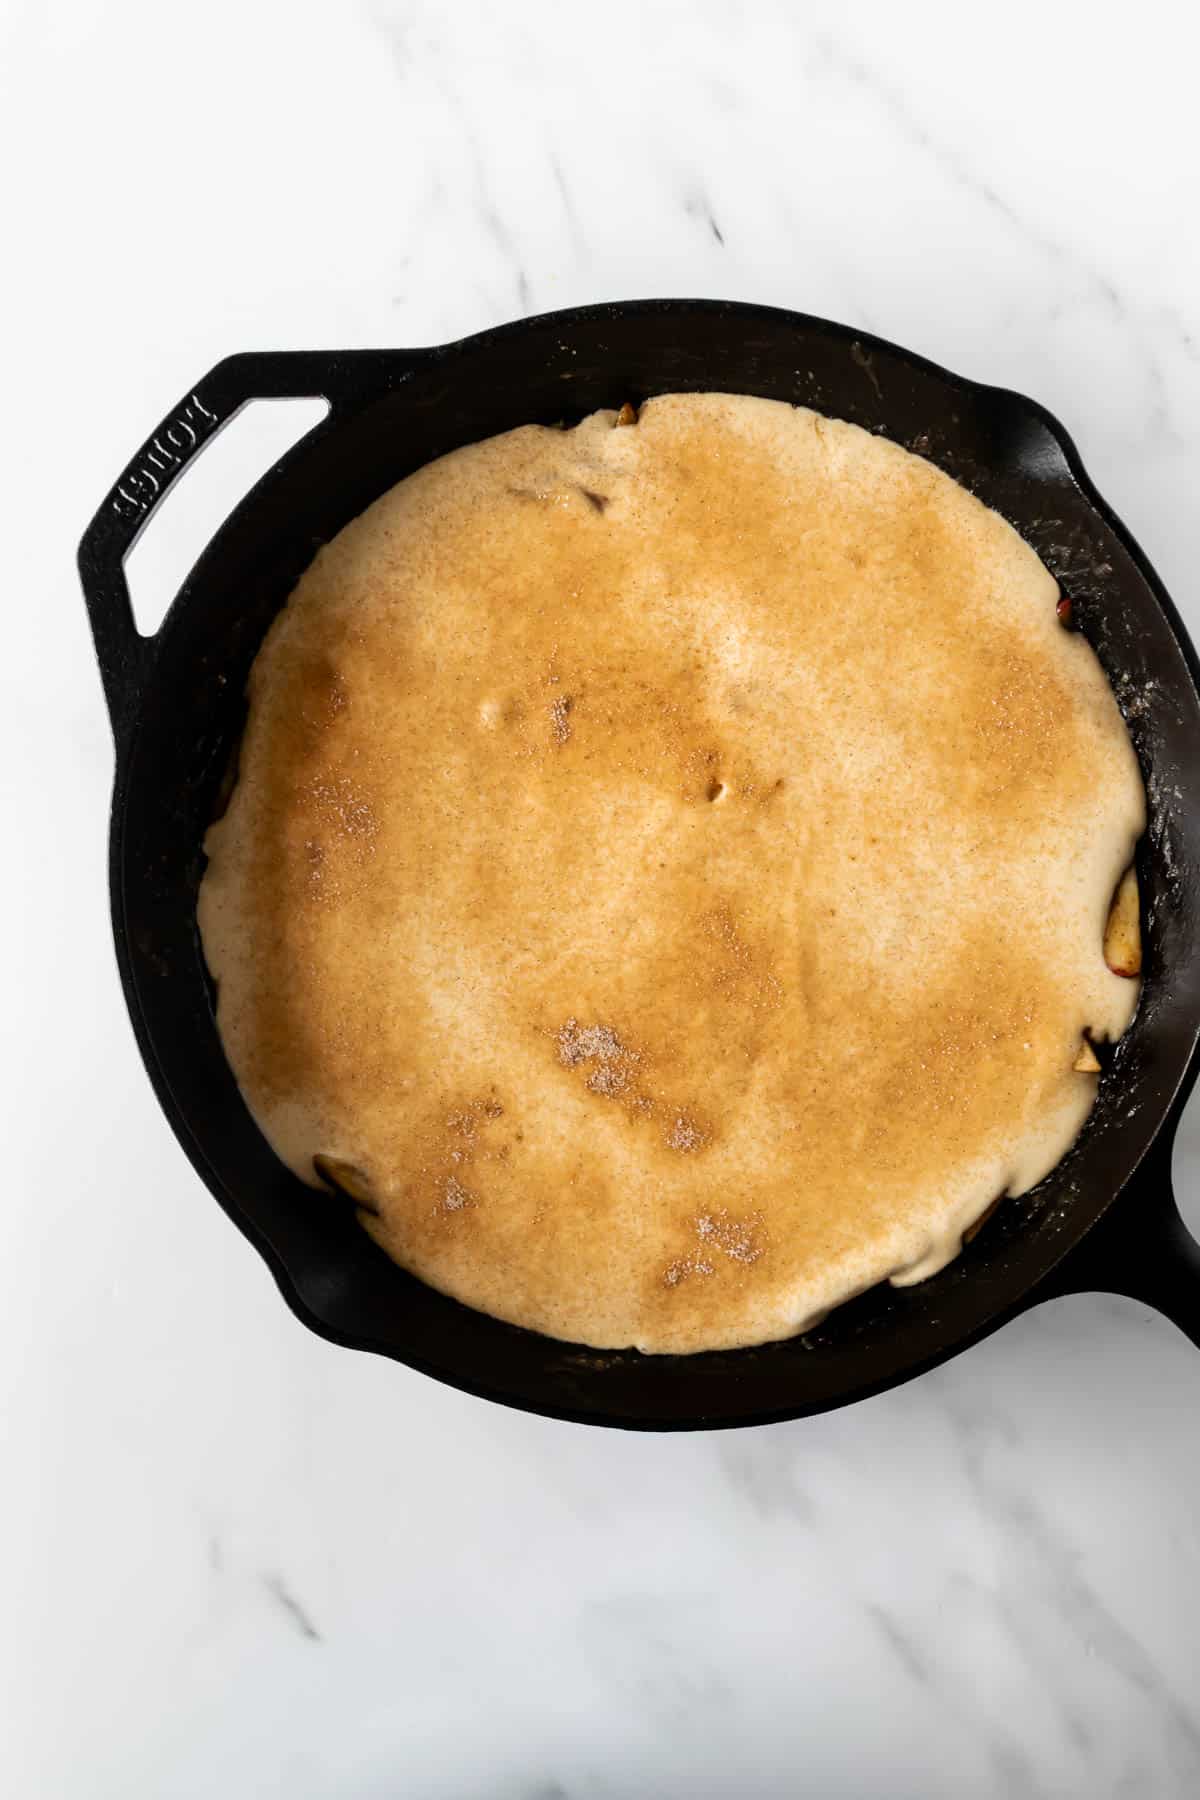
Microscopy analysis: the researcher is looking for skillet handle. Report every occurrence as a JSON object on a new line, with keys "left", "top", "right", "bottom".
{"left": 1031, "top": 1135, "right": 1200, "bottom": 1347}
{"left": 76, "top": 350, "right": 409, "bottom": 748}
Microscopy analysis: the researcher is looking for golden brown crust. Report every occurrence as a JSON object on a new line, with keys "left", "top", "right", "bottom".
{"left": 198, "top": 395, "right": 1144, "bottom": 1352}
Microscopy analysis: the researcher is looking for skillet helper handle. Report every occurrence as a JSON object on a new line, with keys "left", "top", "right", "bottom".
{"left": 1034, "top": 1136, "right": 1200, "bottom": 1347}
{"left": 76, "top": 350, "right": 387, "bottom": 749}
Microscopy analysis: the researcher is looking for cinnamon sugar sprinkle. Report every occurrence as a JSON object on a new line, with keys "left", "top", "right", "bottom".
{"left": 557, "top": 1019, "right": 628, "bottom": 1068}
{"left": 696, "top": 1209, "right": 762, "bottom": 1264}
{"left": 663, "top": 1255, "right": 715, "bottom": 1287}
{"left": 308, "top": 772, "right": 378, "bottom": 842}
{"left": 442, "top": 1175, "right": 474, "bottom": 1212}
{"left": 432, "top": 1098, "right": 504, "bottom": 1213}
{"left": 550, "top": 695, "right": 573, "bottom": 744}
{"left": 587, "top": 1063, "right": 629, "bottom": 1096}
{"left": 663, "top": 1209, "right": 763, "bottom": 1287}
{"left": 666, "top": 1115, "right": 707, "bottom": 1153}
{"left": 557, "top": 1017, "right": 646, "bottom": 1109}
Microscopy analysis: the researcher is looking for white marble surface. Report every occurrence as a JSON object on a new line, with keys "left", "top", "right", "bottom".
{"left": 5, "top": 0, "right": 1200, "bottom": 1793}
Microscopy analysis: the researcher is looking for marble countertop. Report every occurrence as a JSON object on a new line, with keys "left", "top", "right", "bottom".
{"left": 6, "top": 1, "right": 1200, "bottom": 1793}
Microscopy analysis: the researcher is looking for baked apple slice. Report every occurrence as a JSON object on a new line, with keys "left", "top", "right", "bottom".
{"left": 1104, "top": 866, "right": 1141, "bottom": 978}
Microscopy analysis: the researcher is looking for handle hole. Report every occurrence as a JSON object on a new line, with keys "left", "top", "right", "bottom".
{"left": 124, "top": 396, "right": 330, "bottom": 636}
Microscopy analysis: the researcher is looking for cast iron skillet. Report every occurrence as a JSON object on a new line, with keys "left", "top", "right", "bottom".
{"left": 78, "top": 299, "right": 1200, "bottom": 1429}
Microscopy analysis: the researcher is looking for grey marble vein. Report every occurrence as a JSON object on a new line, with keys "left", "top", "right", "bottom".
{"left": 716, "top": 1435, "right": 818, "bottom": 1524}
{"left": 990, "top": 1738, "right": 1042, "bottom": 1798}
{"left": 262, "top": 1572, "right": 321, "bottom": 1643}
{"left": 682, "top": 183, "right": 726, "bottom": 247}
{"left": 944, "top": 1405, "right": 1200, "bottom": 1770}
{"left": 581, "top": 1593, "right": 733, "bottom": 1727}
{"left": 369, "top": 4, "right": 534, "bottom": 314}
{"left": 866, "top": 1601, "right": 933, "bottom": 1686}
{"left": 549, "top": 150, "right": 588, "bottom": 260}
{"left": 809, "top": 29, "right": 1188, "bottom": 445}
{"left": 809, "top": 31, "right": 1092, "bottom": 278}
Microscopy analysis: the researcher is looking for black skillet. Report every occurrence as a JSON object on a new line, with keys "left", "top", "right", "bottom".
{"left": 78, "top": 299, "right": 1200, "bottom": 1429}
